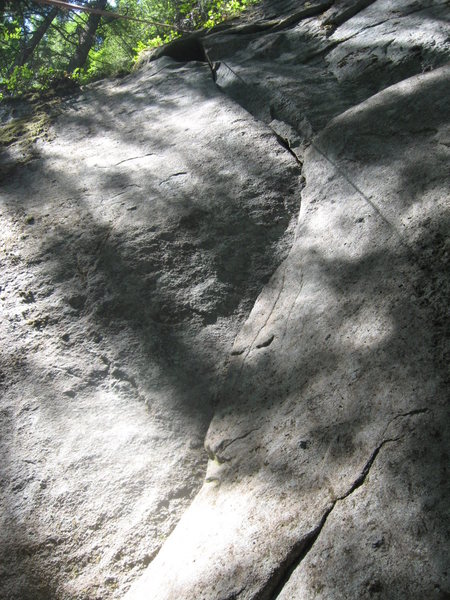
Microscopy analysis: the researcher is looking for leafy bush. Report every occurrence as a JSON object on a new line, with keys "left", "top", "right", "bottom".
{"left": 203, "top": 0, "right": 256, "bottom": 28}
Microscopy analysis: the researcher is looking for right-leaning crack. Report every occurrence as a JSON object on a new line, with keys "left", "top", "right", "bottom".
{"left": 256, "top": 437, "right": 400, "bottom": 600}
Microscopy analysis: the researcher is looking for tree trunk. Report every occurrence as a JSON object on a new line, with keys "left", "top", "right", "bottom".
{"left": 15, "top": 7, "right": 59, "bottom": 68}
{"left": 67, "top": 0, "right": 107, "bottom": 73}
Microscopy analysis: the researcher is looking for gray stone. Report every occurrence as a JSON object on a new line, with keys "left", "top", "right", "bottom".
{"left": 124, "top": 63, "right": 449, "bottom": 600}
{"left": 1, "top": 1, "right": 449, "bottom": 599}
{"left": 0, "top": 59, "right": 300, "bottom": 600}
{"left": 208, "top": 0, "right": 450, "bottom": 139}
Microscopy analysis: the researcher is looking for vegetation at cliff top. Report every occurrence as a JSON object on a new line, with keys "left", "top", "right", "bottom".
{"left": 0, "top": 0, "right": 257, "bottom": 99}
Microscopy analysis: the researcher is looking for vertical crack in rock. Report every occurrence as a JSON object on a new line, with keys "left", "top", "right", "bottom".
{"left": 273, "top": 134, "right": 303, "bottom": 166}
{"left": 223, "top": 585, "right": 247, "bottom": 599}
{"left": 263, "top": 407, "right": 436, "bottom": 599}
{"left": 384, "top": 408, "right": 430, "bottom": 431}
{"left": 231, "top": 263, "right": 288, "bottom": 364}
{"left": 258, "top": 437, "right": 402, "bottom": 600}
{"left": 390, "top": 408, "right": 430, "bottom": 420}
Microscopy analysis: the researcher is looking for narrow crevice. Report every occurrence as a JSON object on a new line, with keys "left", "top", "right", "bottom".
{"left": 159, "top": 171, "right": 188, "bottom": 185}
{"left": 384, "top": 407, "right": 430, "bottom": 436}
{"left": 211, "top": 61, "right": 305, "bottom": 171}
{"left": 254, "top": 437, "right": 400, "bottom": 600}
{"left": 205, "top": 428, "right": 261, "bottom": 464}
{"left": 259, "top": 508, "right": 333, "bottom": 600}
{"left": 392, "top": 408, "right": 429, "bottom": 420}
{"left": 230, "top": 347, "right": 246, "bottom": 356}
{"left": 223, "top": 585, "right": 247, "bottom": 600}
{"left": 225, "top": 263, "right": 288, "bottom": 402}
{"left": 340, "top": 438, "right": 399, "bottom": 499}
{"left": 216, "top": 427, "right": 261, "bottom": 455}
{"left": 273, "top": 133, "right": 302, "bottom": 166}
{"left": 256, "top": 334, "right": 274, "bottom": 349}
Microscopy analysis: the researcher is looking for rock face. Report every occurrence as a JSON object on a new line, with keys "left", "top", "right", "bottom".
{"left": 1, "top": 1, "right": 449, "bottom": 600}
{"left": 0, "top": 59, "right": 300, "bottom": 600}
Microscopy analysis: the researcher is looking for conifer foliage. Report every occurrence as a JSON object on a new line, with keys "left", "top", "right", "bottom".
{"left": 0, "top": 0, "right": 256, "bottom": 97}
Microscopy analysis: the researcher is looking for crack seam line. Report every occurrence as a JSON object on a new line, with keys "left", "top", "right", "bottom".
{"left": 244, "top": 263, "right": 288, "bottom": 355}
{"left": 230, "top": 263, "right": 288, "bottom": 373}
{"left": 310, "top": 140, "right": 404, "bottom": 242}
{"left": 391, "top": 407, "right": 430, "bottom": 419}
{"left": 271, "top": 115, "right": 428, "bottom": 300}
{"left": 159, "top": 171, "right": 188, "bottom": 185}
{"left": 270, "top": 436, "right": 400, "bottom": 599}
{"left": 221, "top": 264, "right": 288, "bottom": 439}
{"left": 95, "top": 152, "right": 154, "bottom": 168}
{"left": 331, "top": 16, "right": 390, "bottom": 44}
{"left": 280, "top": 271, "right": 304, "bottom": 345}
{"left": 270, "top": 405, "right": 432, "bottom": 599}
{"left": 210, "top": 266, "right": 289, "bottom": 459}
{"left": 217, "top": 62, "right": 405, "bottom": 248}
{"left": 219, "top": 60, "right": 250, "bottom": 87}
{"left": 382, "top": 407, "right": 430, "bottom": 438}
{"left": 216, "top": 52, "right": 410, "bottom": 265}
{"left": 217, "top": 427, "right": 261, "bottom": 455}
{"left": 216, "top": 63, "right": 305, "bottom": 176}
{"left": 273, "top": 133, "right": 303, "bottom": 166}
{"left": 216, "top": 52, "right": 408, "bottom": 249}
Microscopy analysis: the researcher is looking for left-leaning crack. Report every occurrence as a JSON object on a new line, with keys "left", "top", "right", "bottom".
{"left": 206, "top": 427, "right": 261, "bottom": 463}
{"left": 254, "top": 437, "right": 400, "bottom": 600}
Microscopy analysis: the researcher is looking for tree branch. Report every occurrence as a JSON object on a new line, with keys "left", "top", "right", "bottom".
{"left": 31, "top": 0, "right": 189, "bottom": 32}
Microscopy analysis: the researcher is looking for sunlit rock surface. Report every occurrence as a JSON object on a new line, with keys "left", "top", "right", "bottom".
{"left": 0, "top": 59, "right": 300, "bottom": 599}
{"left": 1, "top": 1, "right": 449, "bottom": 599}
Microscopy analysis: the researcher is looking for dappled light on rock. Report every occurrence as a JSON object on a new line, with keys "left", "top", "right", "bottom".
{"left": 1, "top": 1, "right": 449, "bottom": 599}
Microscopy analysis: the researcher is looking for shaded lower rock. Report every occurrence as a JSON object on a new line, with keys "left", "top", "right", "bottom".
{"left": 277, "top": 408, "right": 450, "bottom": 600}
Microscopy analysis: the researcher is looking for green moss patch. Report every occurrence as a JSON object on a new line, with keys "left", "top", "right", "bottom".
{"left": 0, "top": 111, "right": 50, "bottom": 148}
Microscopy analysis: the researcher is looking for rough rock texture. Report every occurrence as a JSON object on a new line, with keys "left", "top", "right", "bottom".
{"left": 1, "top": 1, "right": 449, "bottom": 599}
{"left": 0, "top": 60, "right": 300, "bottom": 600}
{"left": 123, "top": 67, "right": 450, "bottom": 600}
